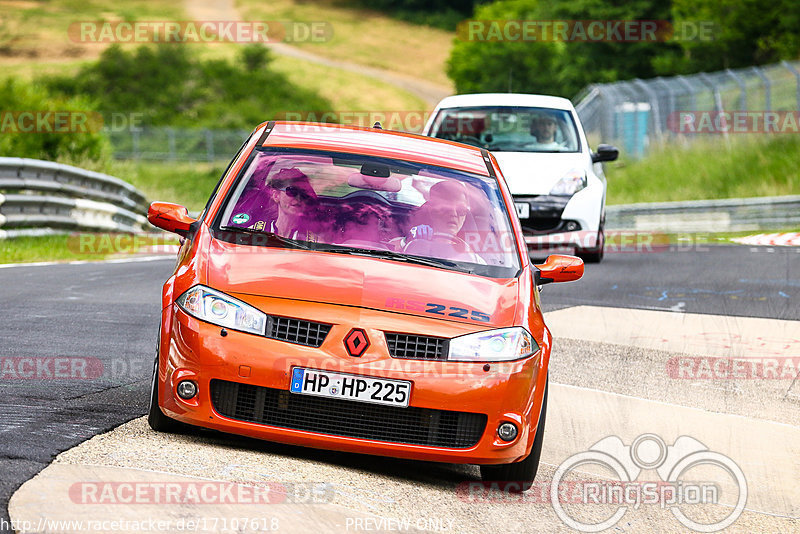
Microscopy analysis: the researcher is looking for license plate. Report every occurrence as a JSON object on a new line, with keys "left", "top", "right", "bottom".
{"left": 290, "top": 368, "right": 411, "bottom": 408}
{"left": 515, "top": 202, "right": 530, "bottom": 218}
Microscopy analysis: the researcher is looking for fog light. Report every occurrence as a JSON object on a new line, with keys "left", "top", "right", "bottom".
{"left": 177, "top": 380, "right": 198, "bottom": 400}
{"left": 564, "top": 221, "right": 580, "bottom": 232}
{"left": 498, "top": 422, "right": 518, "bottom": 441}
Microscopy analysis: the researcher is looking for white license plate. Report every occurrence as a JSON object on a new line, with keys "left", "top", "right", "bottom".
{"left": 290, "top": 368, "right": 411, "bottom": 408}
{"left": 515, "top": 202, "right": 530, "bottom": 218}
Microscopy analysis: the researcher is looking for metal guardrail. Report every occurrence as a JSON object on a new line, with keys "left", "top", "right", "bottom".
{"left": 0, "top": 158, "right": 149, "bottom": 238}
{"left": 606, "top": 195, "right": 800, "bottom": 232}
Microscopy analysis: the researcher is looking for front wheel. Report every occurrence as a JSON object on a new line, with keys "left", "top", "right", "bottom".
{"left": 479, "top": 378, "right": 549, "bottom": 492}
{"left": 576, "top": 226, "right": 604, "bottom": 263}
{"left": 147, "top": 346, "right": 184, "bottom": 433}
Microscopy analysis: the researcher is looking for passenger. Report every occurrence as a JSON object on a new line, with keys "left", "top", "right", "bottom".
{"left": 267, "top": 168, "right": 319, "bottom": 240}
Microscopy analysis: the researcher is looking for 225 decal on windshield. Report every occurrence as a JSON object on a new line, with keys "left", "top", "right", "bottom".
{"left": 384, "top": 298, "right": 491, "bottom": 322}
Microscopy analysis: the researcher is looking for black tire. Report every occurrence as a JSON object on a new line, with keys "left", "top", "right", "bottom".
{"left": 480, "top": 378, "right": 549, "bottom": 492}
{"left": 147, "top": 347, "right": 184, "bottom": 433}
{"left": 576, "top": 226, "right": 604, "bottom": 263}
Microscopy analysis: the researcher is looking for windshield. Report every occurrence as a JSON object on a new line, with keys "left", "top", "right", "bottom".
{"left": 215, "top": 148, "right": 522, "bottom": 278}
{"left": 429, "top": 106, "right": 580, "bottom": 153}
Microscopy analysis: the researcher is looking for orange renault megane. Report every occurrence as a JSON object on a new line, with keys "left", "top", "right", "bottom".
{"left": 147, "top": 121, "right": 583, "bottom": 489}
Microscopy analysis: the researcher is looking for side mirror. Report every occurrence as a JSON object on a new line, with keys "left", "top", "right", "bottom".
{"left": 533, "top": 254, "right": 584, "bottom": 285}
{"left": 591, "top": 144, "right": 619, "bottom": 163}
{"left": 148, "top": 202, "right": 196, "bottom": 237}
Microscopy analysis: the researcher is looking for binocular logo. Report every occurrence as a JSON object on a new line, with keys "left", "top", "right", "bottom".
{"left": 551, "top": 433, "right": 747, "bottom": 532}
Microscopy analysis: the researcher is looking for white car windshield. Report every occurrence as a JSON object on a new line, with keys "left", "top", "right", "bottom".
{"left": 216, "top": 148, "right": 522, "bottom": 278}
{"left": 429, "top": 106, "right": 580, "bottom": 153}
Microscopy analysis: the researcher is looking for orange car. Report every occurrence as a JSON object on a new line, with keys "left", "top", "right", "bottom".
{"left": 147, "top": 122, "right": 583, "bottom": 490}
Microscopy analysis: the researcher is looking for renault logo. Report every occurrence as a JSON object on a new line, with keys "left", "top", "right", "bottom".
{"left": 344, "top": 328, "right": 369, "bottom": 357}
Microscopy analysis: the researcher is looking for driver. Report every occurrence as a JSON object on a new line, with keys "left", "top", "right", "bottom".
{"left": 424, "top": 180, "right": 470, "bottom": 237}
{"left": 529, "top": 113, "right": 562, "bottom": 149}
{"left": 402, "top": 181, "right": 484, "bottom": 263}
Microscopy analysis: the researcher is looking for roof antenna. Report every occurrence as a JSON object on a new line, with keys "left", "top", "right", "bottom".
{"left": 373, "top": 122, "right": 382, "bottom": 129}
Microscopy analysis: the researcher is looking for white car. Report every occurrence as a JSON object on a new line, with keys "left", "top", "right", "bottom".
{"left": 423, "top": 93, "right": 618, "bottom": 262}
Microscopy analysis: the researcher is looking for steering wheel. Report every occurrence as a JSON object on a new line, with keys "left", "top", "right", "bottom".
{"left": 455, "top": 136, "right": 485, "bottom": 148}
{"left": 403, "top": 233, "right": 470, "bottom": 255}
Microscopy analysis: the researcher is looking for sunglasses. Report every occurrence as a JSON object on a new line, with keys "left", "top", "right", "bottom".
{"left": 280, "top": 185, "right": 315, "bottom": 202}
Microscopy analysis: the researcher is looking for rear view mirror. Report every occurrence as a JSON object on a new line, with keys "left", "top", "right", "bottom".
{"left": 533, "top": 254, "right": 584, "bottom": 285}
{"left": 148, "top": 202, "right": 196, "bottom": 237}
{"left": 347, "top": 173, "right": 402, "bottom": 192}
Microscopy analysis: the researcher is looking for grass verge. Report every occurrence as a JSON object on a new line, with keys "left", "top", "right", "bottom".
{"left": 606, "top": 135, "right": 800, "bottom": 205}
{"left": 0, "top": 233, "right": 180, "bottom": 265}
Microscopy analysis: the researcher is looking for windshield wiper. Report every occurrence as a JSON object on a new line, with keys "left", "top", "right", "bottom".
{"left": 313, "top": 245, "right": 474, "bottom": 273}
{"left": 219, "top": 226, "right": 314, "bottom": 250}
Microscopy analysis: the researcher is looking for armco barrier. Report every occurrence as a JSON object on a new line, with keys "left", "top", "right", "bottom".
{"left": 0, "top": 158, "right": 148, "bottom": 237}
{"left": 606, "top": 195, "right": 800, "bottom": 232}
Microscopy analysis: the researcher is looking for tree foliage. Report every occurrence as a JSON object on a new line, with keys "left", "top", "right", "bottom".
{"left": 0, "top": 78, "right": 109, "bottom": 163}
{"left": 43, "top": 44, "right": 332, "bottom": 130}
{"left": 447, "top": 0, "right": 800, "bottom": 97}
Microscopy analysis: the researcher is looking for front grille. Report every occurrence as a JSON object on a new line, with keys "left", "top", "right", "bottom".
{"left": 521, "top": 218, "right": 562, "bottom": 233}
{"left": 266, "top": 316, "right": 331, "bottom": 347}
{"left": 210, "top": 380, "right": 487, "bottom": 449}
{"left": 385, "top": 333, "right": 449, "bottom": 361}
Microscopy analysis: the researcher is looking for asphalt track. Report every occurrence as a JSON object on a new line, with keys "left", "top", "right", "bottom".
{"left": 1, "top": 245, "right": 798, "bottom": 532}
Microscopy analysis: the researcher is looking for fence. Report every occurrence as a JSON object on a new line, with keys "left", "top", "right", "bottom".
{"left": 0, "top": 158, "right": 149, "bottom": 238}
{"left": 574, "top": 60, "right": 800, "bottom": 158}
{"left": 107, "top": 127, "right": 250, "bottom": 161}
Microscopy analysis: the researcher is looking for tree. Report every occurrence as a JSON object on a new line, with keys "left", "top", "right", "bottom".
{"left": 670, "top": 0, "right": 800, "bottom": 72}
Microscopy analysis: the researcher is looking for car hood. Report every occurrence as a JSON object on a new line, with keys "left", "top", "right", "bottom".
{"left": 493, "top": 152, "right": 589, "bottom": 195}
{"left": 206, "top": 240, "right": 519, "bottom": 327}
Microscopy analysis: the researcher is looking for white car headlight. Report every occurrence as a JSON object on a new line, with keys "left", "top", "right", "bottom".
{"left": 550, "top": 169, "right": 587, "bottom": 196}
{"left": 448, "top": 327, "right": 537, "bottom": 362}
{"left": 177, "top": 285, "right": 267, "bottom": 336}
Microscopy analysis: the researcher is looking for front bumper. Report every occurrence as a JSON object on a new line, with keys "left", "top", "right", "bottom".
{"left": 157, "top": 296, "right": 546, "bottom": 465}
{"left": 514, "top": 192, "right": 601, "bottom": 251}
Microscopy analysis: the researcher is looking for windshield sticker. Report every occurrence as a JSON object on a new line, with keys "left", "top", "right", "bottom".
{"left": 232, "top": 213, "right": 250, "bottom": 225}
{"left": 254, "top": 220, "right": 265, "bottom": 231}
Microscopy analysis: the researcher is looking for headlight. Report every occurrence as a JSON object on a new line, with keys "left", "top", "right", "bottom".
{"left": 176, "top": 285, "right": 267, "bottom": 336}
{"left": 448, "top": 327, "right": 538, "bottom": 362}
{"left": 549, "top": 169, "right": 587, "bottom": 196}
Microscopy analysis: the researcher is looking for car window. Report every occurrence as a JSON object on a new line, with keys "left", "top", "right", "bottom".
{"left": 215, "top": 148, "right": 522, "bottom": 278}
{"left": 429, "top": 106, "right": 580, "bottom": 153}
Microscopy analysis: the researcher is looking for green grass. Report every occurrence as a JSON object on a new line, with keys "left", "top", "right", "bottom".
{"left": 0, "top": 232, "right": 181, "bottom": 264}
{"left": 110, "top": 160, "right": 227, "bottom": 211}
{"left": 0, "top": 234, "right": 109, "bottom": 264}
{"left": 607, "top": 134, "right": 800, "bottom": 205}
